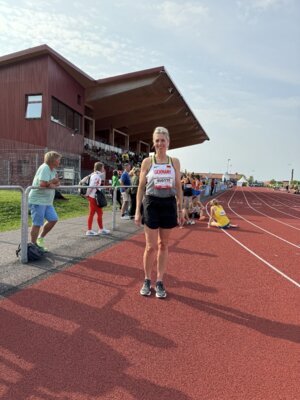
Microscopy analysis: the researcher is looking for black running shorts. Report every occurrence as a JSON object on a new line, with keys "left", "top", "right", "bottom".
{"left": 143, "top": 195, "right": 177, "bottom": 229}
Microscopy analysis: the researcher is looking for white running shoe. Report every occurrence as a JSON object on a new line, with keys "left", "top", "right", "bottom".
{"left": 121, "top": 215, "right": 130, "bottom": 220}
{"left": 190, "top": 220, "right": 196, "bottom": 225}
{"left": 86, "top": 230, "right": 98, "bottom": 236}
{"left": 98, "top": 228, "right": 110, "bottom": 235}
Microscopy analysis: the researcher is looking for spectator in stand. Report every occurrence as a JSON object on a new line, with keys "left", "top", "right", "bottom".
{"left": 28, "top": 151, "right": 62, "bottom": 251}
{"left": 112, "top": 169, "right": 122, "bottom": 210}
{"left": 120, "top": 163, "right": 131, "bottom": 219}
{"left": 129, "top": 167, "right": 140, "bottom": 219}
{"left": 208, "top": 199, "right": 238, "bottom": 229}
{"left": 85, "top": 162, "right": 110, "bottom": 236}
{"left": 122, "top": 152, "right": 129, "bottom": 163}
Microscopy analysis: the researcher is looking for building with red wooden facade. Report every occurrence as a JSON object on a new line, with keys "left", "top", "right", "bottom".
{"left": 0, "top": 45, "right": 209, "bottom": 186}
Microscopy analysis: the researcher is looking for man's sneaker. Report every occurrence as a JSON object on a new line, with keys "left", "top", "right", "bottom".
{"left": 86, "top": 230, "right": 98, "bottom": 236}
{"left": 190, "top": 220, "right": 196, "bottom": 225}
{"left": 155, "top": 281, "right": 167, "bottom": 298}
{"left": 36, "top": 237, "right": 48, "bottom": 252}
{"left": 98, "top": 228, "right": 110, "bottom": 235}
{"left": 121, "top": 215, "right": 130, "bottom": 220}
{"left": 140, "top": 279, "right": 151, "bottom": 296}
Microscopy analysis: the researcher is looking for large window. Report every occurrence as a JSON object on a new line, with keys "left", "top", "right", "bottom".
{"left": 25, "top": 94, "right": 42, "bottom": 119}
{"left": 51, "top": 97, "right": 82, "bottom": 133}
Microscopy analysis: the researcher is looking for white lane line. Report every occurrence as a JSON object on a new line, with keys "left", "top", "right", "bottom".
{"left": 241, "top": 190, "right": 300, "bottom": 232}
{"left": 252, "top": 192, "right": 300, "bottom": 219}
{"left": 221, "top": 228, "right": 300, "bottom": 288}
{"left": 259, "top": 191, "right": 300, "bottom": 209}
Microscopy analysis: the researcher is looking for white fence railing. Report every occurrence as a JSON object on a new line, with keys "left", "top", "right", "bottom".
{"left": 1, "top": 181, "right": 227, "bottom": 264}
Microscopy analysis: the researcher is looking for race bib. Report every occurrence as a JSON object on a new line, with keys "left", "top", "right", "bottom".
{"left": 154, "top": 177, "right": 173, "bottom": 189}
{"left": 220, "top": 210, "right": 226, "bottom": 216}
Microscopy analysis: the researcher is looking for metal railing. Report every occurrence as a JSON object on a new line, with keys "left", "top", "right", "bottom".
{"left": 21, "top": 185, "right": 134, "bottom": 264}
{"left": 1, "top": 182, "right": 227, "bottom": 264}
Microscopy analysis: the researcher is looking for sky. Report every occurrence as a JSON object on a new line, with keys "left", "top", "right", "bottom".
{"left": 0, "top": 0, "right": 299, "bottom": 181}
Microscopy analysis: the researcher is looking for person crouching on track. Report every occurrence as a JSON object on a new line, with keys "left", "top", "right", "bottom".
{"left": 135, "top": 126, "right": 184, "bottom": 298}
{"left": 183, "top": 195, "right": 206, "bottom": 224}
{"left": 208, "top": 199, "right": 238, "bottom": 229}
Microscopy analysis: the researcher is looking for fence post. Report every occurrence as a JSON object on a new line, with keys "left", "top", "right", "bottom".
{"left": 21, "top": 187, "right": 31, "bottom": 263}
{"left": 112, "top": 187, "right": 117, "bottom": 231}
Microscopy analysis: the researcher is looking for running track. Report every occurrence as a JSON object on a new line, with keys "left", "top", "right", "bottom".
{"left": 0, "top": 187, "right": 299, "bottom": 399}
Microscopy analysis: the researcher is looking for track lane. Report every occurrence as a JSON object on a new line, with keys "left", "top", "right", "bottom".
{"left": 240, "top": 189, "right": 300, "bottom": 233}
{"left": 250, "top": 190, "right": 300, "bottom": 220}
{"left": 206, "top": 189, "right": 300, "bottom": 284}
{"left": 1, "top": 221, "right": 299, "bottom": 400}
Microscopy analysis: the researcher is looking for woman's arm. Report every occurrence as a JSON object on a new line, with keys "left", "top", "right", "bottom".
{"left": 134, "top": 157, "right": 150, "bottom": 226}
{"left": 172, "top": 158, "right": 184, "bottom": 225}
{"left": 208, "top": 206, "right": 215, "bottom": 226}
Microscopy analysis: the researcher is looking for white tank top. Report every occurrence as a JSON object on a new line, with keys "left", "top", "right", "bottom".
{"left": 146, "top": 156, "right": 176, "bottom": 198}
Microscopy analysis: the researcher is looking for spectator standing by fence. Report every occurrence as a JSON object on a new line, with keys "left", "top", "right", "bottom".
{"left": 112, "top": 169, "right": 122, "bottom": 210}
{"left": 85, "top": 162, "right": 110, "bottom": 236}
{"left": 120, "top": 163, "right": 131, "bottom": 220}
{"left": 210, "top": 178, "right": 215, "bottom": 196}
{"left": 28, "top": 151, "right": 62, "bottom": 251}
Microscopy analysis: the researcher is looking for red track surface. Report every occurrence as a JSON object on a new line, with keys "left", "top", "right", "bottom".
{"left": 1, "top": 187, "right": 299, "bottom": 399}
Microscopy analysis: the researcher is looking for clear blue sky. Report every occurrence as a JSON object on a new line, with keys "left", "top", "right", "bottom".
{"left": 0, "top": 0, "right": 299, "bottom": 181}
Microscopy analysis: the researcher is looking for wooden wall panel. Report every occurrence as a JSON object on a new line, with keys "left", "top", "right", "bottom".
{"left": 0, "top": 56, "right": 49, "bottom": 146}
{"left": 47, "top": 121, "right": 84, "bottom": 154}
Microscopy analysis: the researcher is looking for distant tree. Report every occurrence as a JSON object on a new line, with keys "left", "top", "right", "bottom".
{"left": 270, "top": 179, "right": 276, "bottom": 185}
{"left": 248, "top": 176, "right": 254, "bottom": 184}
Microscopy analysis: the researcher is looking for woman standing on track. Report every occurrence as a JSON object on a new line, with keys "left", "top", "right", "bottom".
{"left": 208, "top": 199, "right": 238, "bottom": 229}
{"left": 135, "top": 126, "right": 184, "bottom": 298}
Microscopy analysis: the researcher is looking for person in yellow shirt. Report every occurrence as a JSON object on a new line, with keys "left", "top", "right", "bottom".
{"left": 208, "top": 199, "right": 238, "bottom": 229}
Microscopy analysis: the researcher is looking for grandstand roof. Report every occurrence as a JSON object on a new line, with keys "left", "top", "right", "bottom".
{"left": 0, "top": 45, "right": 209, "bottom": 150}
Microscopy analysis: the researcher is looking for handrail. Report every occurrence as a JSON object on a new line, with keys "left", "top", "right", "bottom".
{"left": 22, "top": 185, "right": 136, "bottom": 264}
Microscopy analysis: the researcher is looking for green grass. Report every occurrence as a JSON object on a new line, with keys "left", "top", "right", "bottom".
{"left": 0, "top": 190, "right": 112, "bottom": 232}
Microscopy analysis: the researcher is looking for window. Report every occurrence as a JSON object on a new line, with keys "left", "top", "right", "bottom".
{"left": 17, "top": 160, "right": 30, "bottom": 176}
{"left": 51, "top": 97, "right": 82, "bottom": 133}
{"left": 25, "top": 94, "right": 42, "bottom": 119}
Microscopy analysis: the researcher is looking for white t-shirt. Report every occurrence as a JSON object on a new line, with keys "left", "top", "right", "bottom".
{"left": 86, "top": 171, "right": 103, "bottom": 198}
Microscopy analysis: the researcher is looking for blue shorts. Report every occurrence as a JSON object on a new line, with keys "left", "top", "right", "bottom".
{"left": 219, "top": 223, "right": 230, "bottom": 229}
{"left": 29, "top": 204, "right": 58, "bottom": 227}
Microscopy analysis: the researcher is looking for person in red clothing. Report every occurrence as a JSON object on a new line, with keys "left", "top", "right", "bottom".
{"left": 85, "top": 162, "right": 110, "bottom": 236}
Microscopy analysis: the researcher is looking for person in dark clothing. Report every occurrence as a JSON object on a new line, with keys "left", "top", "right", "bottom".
{"left": 210, "top": 178, "right": 215, "bottom": 196}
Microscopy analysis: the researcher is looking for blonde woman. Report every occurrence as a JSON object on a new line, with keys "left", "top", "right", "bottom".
{"left": 135, "top": 127, "right": 184, "bottom": 298}
{"left": 208, "top": 199, "right": 238, "bottom": 229}
{"left": 28, "top": 151, "right": 62, "bottom": 251}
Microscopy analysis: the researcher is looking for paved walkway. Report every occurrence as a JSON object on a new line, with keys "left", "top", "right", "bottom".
{"left": 0, "top": 211, "right": 141, "bottom": 298}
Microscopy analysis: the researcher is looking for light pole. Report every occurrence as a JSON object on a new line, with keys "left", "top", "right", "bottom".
{"left": 226, "top": 158, "right": 231, "bottom": 173}
{"left": 288, "top": 163, "right": 294, "bottom": 186}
